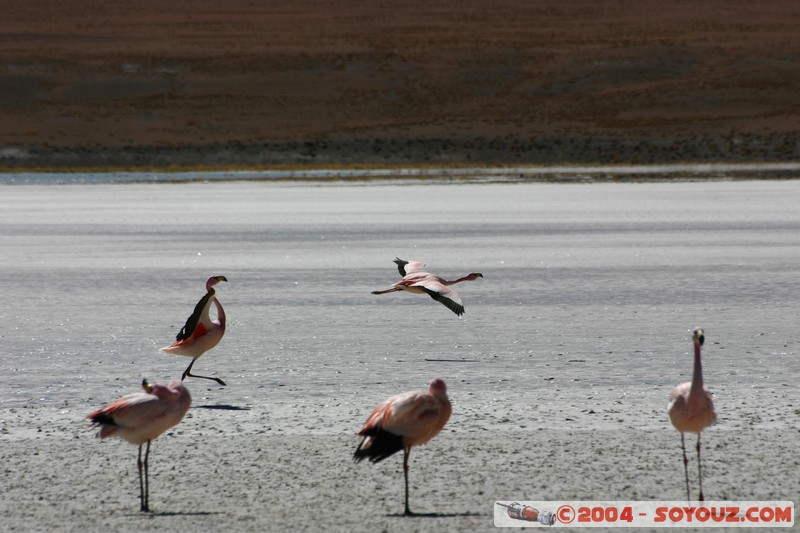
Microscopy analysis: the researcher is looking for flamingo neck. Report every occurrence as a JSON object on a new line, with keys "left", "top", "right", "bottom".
{"left": 690, "top": 341, "right": 704, "bottom": 393}
{"left": 446, "top": 274, "right": 475, "bottom": 285}
{"left": 214, "top": 298, "right": 227, "bottom": 330}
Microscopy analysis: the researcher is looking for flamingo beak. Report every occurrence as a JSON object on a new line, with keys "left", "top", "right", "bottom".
{"left": 215, "top": 275, "right": 228, "bottom": 283}
{"left": 142, "top": 379, "right": 154, "bottom": 393}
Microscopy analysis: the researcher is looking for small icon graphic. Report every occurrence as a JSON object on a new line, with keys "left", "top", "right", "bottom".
{"left": 557, "top": 504, "right": 575, "bottom": 524}
{"left": 496, "top": 502, "right": 556, "bottom": 525}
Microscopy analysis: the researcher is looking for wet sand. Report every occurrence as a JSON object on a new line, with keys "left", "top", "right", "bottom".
{"left": 1, "top": 180, "right": 799, "bottom": 531}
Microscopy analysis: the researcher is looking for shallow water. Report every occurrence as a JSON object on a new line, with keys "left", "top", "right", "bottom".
{"left": 1, "top": 179, "right": 798, "bottom": 434}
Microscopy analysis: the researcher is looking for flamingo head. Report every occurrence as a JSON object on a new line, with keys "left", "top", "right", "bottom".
{"left": 429, "top": 377, "right": 447, "bottom": 394}
{"left": 692, "top": 327, "right": 705, "bottom": 347}
{"left": 142, "top": 379, "right": 189, "bottom": 400}
{"left": 468, "top": 273, "right": 483, "bottom": 280}
{"left": 205, "top": 275, "right": 228, "bottom": 291}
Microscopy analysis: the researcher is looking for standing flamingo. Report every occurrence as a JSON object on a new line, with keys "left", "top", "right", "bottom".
{"left": 371, "top": 258, "right": 483, "bottom": 316}
{"left": 87, "top": 379, "right": 192, "bottom": 512}
{"left": 353, "top": 378, "right": 452, "bottom": 515}
{"left": 668, "top": 327, "right": 716, "bottom": 502}
{"left": 161, "top": 275, "right": 228, "bottom": 386}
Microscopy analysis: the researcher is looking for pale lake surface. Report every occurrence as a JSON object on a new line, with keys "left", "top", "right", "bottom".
{"left": 2, "top": 178, "right": 798, "bottom": 417}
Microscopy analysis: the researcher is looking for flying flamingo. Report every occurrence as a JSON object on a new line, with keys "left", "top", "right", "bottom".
{"left": 161, "top": 275, "right": 228, "bottom": 386}
{"left": 668, "top": 327, "right": 716, "bottom": 502}
{"left": 87, "top": 379, "right": 192, "bottom": 512}
{"left": 371, "top": 258, "right": 483, "bottom": 316}
{"left": 354, "top": 378, "right": 452, "bottom": 515}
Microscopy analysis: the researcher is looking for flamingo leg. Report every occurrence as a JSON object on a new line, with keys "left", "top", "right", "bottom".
{"left": 181, "top": 359, "right": 195, "bottom": 381}
{"left": 371, "top": 288, "right": 401, "bottom": 295}
{"left": 143, "top": 440, "right": 151, "bottom": 512}
{"left": 137, "top": 444, "right": 146, "bottom": 512}
{"left": 183, "top": 359, "right": 226, "bottom": 386}
{"left": 403, "top": 447, "right": 413, "bottom": 516}
{"left": 696, "top": 433, "right": 704, "bottom": 502}
{"left": 680, "top": 433, "right": 691, "bottom": 503}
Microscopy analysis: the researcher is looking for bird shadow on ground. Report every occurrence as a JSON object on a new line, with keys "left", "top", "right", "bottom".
{"left": 193, "top": 404, "right": 250, "bottom": 411}
{"left": 387, "top": 511, "right": 483, "bottom": 518}
{"left": 150, "top": 511, "right": 224, "bottom": 517}
{"left": 423, "top": 358, "right": 481, "bottom": 363}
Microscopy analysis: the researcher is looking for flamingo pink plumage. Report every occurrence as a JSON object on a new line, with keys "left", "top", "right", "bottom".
{"left": 371, "top": 258, "right": 483, "bottom": 316}
{"left": 161, "top": 275, "right": 228, "bottom": 386}
{"left": 87, "top": 379, "right": 192, "bottom": 512}
{"left": 668, "top": 327, "right": 716, "bottom": 502}
{"left": 354, "top": 378, "right": 452, "bottom": 515}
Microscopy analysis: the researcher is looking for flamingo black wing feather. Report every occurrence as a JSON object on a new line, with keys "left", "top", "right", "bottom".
{"left": 393, "top": 258, "right": 409, "bottom": 277}
{"left": 421, "top": 287, "right": 465, "bottom": 316}
{"left": 176, "top": 289, "right": 214, "bottom": 341}
{"left": 353, "top": 427, "right": 405, "bottom": 464}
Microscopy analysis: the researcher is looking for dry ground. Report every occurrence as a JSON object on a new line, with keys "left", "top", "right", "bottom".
{"left": 1, "top": 0, "right": 799, "bottom": 167}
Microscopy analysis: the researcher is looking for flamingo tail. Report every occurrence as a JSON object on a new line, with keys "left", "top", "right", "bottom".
{"left": 353, "top": 427, "right": 404, "bottom": 464}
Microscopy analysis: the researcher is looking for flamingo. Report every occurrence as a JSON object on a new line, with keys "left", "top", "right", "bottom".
{"left": 371, "top": 258, "right": 483, "bottom": 316}
{"left": 668, "top": 327, "right": 716, "bottom": 502}
{"left": 87, "top": 379, "right": 192, "bottom": 512}
{"left": 353, "top": 378, "right": 452, "bottom": 516}
{"left": 161, "top": 275, "right": 228, "bottom": 386}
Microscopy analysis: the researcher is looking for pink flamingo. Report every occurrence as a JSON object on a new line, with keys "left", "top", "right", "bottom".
{"left": 371, "top": 258, "right": 483, "bottom": 316}
{"left": 668, "top": 327, "right": 716, "bottom": 502}
{"left": 161, "top": 275, "right": 228, "bottom": 386}
{"left": 87, "top": 379, "right": 192, "bottom": 512}
{"left": 354, "top": 378, "right": 452, "bottom": 515}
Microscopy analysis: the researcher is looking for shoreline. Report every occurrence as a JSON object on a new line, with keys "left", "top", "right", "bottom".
{"left": 2, "top": 161, "right": 799, "bottom": 185}
{"left": 2, "top": 132, "right": 800, "bottom": 173}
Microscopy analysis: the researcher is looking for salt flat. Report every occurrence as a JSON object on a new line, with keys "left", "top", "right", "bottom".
{"left": 1, "top": 179, "right": 798, "bottom": 532}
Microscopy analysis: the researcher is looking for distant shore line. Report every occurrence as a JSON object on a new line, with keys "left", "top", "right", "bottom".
{"left": 2, "top": 161, "right": 799, "bottom": 185}
{"left": 2, "top": 132, "right": 800, "bottom": 174}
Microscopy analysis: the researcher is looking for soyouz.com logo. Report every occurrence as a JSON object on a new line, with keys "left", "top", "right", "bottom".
{"left": 493, "top": 501, "right": 795, "bottom": 528}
